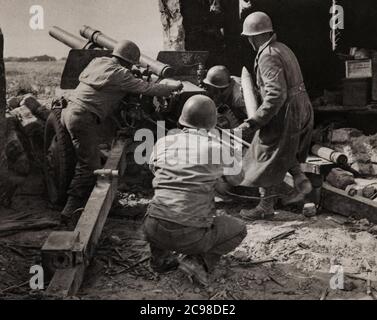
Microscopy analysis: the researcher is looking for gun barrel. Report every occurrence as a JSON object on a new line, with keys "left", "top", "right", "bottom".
{"left": 50, "top": 26, "right": 95, "bottom": 50}
{"left": 80, "top": 25, "right": 174, "bottom": 78}
{"left": 80, "top": 25, "right": 117, "bottom": 49}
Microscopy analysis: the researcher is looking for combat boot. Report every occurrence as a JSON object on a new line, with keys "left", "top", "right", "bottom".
{"left": 282, "top": 166, "right": 313, "bottom": 206}
{"left": 281, "top": 189, "right": 305, "bottom": 206}
{"left": 148, "top": 244, "right": 179, "bottom": 274}
{"left": 290, "top": 166, "right": 313, "bottom": 195}
{"left": 178, "top": 255, "right": 209, "bottom": 287}
{"left": 150, "top": 255, "right": 179, "bottom": 274}
{"left": 241, "top": 187, "right": 276, "bottom": 220}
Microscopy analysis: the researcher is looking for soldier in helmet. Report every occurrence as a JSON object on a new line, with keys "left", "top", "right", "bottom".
{"left": 237, "top": 12, "right": 314, "bottom": 219}
{"left": 143, "top": 95, "right": 246, "bottom": 286}
{"left": 61, "top": 40, "right": 183, "bottom": 223}
{"left": 203, "top": 65, "right": 247, "bottom": 129}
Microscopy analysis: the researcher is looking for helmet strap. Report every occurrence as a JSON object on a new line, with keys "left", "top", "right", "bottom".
{"left": 248, "top": 36, "right": 257, "bottom": 51}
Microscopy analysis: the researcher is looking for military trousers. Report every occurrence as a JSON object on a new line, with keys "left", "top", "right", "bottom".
{"left": 143, "top": 212, "right": 247, "bottom": 272}
{"left": 61, "top": 103, "right": 101, "bottom": 200}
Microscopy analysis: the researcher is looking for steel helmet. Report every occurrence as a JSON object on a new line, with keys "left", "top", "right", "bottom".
{"left": 203, "top": 66, "right": 231, "bottom": 89}
{"left": 112, "top": 40, "right": 141, "bottom": 64}
{"left": 179, "top": 95, "right": 217, "bottom": 130}
{"left": 241, "top": 12, "right": 273, "bottom": 36}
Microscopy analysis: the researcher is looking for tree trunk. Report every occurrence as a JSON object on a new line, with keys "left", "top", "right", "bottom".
{"left": 159, "top": 0, "right": 243, "bottom": 75}
{"left": 0, "top": 29, "right": 5, "bottom": 150}
{"left": 159, "top": 0, "right": 185, "bottom": 50}
{"left": 0, "top": 28, "right": 10, "bottom": 206}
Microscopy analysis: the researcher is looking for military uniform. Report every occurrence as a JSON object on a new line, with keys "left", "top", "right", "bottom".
{"left": 143, "top": 128, "right": 246, "bottom": 271}
{"left": 215, "top": 76, "right": 247, "bottom": 129}
{"left": 242, "top": 34, "right": 314, "bottom": 187}
{"left": 62, "top": 56, "right": 176, "bottom": 200}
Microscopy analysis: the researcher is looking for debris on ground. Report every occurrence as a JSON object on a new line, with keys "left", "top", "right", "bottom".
{"left": 1, "top": 146, "right": 377, "bottom": 300}
{"left": 1, "top": 178, "right": 377, "bottom": 300}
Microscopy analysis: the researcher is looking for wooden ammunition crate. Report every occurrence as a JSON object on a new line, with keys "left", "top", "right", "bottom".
{"left": 345, "top": 59, "right": 372, "bottom": 79}
{"left": 342, "top": 78, "right": 371, "bottom": 106}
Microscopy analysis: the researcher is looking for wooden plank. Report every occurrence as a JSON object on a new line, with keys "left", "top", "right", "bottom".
{"left": 73, "top": 137, "right": 128, "bottom": 263}
{"left": 286, "top": 167, "right": 377, "bottom": 222}
{"left": 42, "top": 231, "right": 79, "bottom": 277}
{"left": 0, "top": 219, "right": 59, "bottom": 233}
{"left": 321, "top": 182, "right": 377, "bottom": 223}
{"left": 73, "top": 174, "right": 117, "bottom": 264}
{"left": 46, "top": 265, "right": 84, "bottom": 298}
{"left": 314, "top": 104, "right": 377, "bottom": 113}
{"left": 301, "top": 156, "right": 335, "bottom": 175}
{"left": 43, "top": 136, "right": 131, "bottom": 297}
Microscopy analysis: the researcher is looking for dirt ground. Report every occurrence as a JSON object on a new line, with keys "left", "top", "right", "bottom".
{"left": 2, "top": 61, "right": 377, "bottom": 300}
{"left": 1, "top": 168, "right": 377, "bottom": 301}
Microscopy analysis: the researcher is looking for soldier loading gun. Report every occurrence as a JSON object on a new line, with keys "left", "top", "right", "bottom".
{"left": 60, "top": 40, "right": 183, "bottom": 224}
{"left": 203, "top": 65, "right": 247, "bottom": 130}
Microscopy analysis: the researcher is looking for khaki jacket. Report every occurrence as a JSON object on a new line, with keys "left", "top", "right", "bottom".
{"left": 69, "top": 57, "right": 173, "bottom": 121}
{"left": 242, "top": 34, "right": 314, "bottom": 187}
{"left": 148, "top": 129, "right": 243, "bottom": 227}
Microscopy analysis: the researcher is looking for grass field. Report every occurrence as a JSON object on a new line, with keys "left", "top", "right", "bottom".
{"left": 5, "top": 61, "right": 66, "bottom": 98}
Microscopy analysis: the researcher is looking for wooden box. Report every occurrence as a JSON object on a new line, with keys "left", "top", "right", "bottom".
{"left": 345, "top": 59, "right": 372, "bottom": 79}
{"left": 342, "top": 78, "right": 371, "bottom": 106}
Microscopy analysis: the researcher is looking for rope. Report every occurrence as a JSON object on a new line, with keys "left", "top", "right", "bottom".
{"left": 225, "top": 190, "right": 282, "bottom": 201}
{"left": 216, "top": 126, "right": 251, "bottom": 148}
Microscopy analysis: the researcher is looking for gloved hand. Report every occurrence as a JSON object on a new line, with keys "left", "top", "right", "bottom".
{"left": 159, "top": 79, "right": 184, "bottom": 94}
{"left": 234, "top": 118, "right": 258, "bottom": 132}
{"left": 171, "top": 81, "right": 183, "bottom": 92}
{"left": 234, "top": 121, "right": 251, "bottom": 132}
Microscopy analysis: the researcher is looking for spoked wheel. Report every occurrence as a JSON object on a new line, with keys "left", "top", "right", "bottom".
{"left": 43, "top": 108, "right": 76, "bottom": 206}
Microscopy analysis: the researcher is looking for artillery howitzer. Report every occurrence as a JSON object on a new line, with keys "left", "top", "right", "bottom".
{"left": 45, "top": 25, "right": 209, "bottom": 206}
{"left": 42, "top": 26, "right": 209, "bottom": 297}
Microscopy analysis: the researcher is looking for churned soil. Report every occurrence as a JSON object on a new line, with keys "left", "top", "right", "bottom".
{"left": 1, "top": 170, "right": 376, "bottom": 300}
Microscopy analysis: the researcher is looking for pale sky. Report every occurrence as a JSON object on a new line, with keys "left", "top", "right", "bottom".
{"left": 0, "top": 0, "right": 164, "bottom": 58}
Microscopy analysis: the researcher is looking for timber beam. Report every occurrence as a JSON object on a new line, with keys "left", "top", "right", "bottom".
{"left": 321, "top": 182, "right": 377, "bottom": 224}
{"left": 284, "top": 156, "right": 377, "bottom": 223}
{"left": 42, "top": 136, "right": 131, "bottom": 298}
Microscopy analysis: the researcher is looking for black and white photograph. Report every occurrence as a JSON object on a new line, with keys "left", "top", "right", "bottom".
{"left": 0, "top": 0, "right": 377, "bottom": 306}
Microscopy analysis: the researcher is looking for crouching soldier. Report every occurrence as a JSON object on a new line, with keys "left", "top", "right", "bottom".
{"left": 61, "top": 40, "right": 183, "bottom": 223}
{"left": 203, "top": 65, "right": 247, "bottom": 129}
{"left": 143, "top": 95, "right": 247, "bottom": 286}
